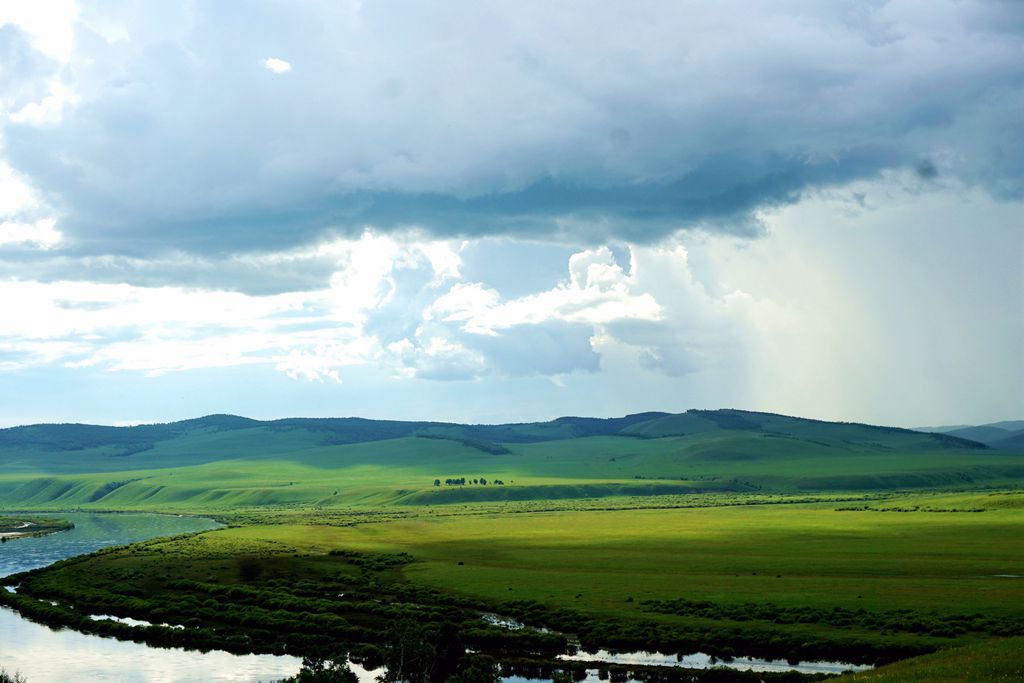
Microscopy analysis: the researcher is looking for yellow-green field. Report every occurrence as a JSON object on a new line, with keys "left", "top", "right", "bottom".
{"left": 218, "top": 498, "right": 1024, "bottom": 618}
{"left": 6, "top": 491, "right": 1022, "bottom": 678}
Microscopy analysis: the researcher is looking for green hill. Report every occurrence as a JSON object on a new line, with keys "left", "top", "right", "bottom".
{"left": 0, "top": 409, "right": 1019, "bottom": 511}
{"left": 625, "top": 409, "right": 985, "bottom": 449}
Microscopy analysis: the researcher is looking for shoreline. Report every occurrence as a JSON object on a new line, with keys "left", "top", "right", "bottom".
{"left": 0, "top": 518, "right": 75, "bottom": 543}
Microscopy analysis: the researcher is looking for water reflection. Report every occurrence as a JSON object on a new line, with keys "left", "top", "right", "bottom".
{"left": 558, "top": 649, "right": 871, "bottom": 675}
{"left": 0, "top": 513, "right": 216, "bottom": 578}
{"left": 0, "top": 513, "right": 302, "bottom": 683}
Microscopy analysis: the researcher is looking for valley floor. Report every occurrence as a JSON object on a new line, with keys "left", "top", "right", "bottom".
{"left": 2, "top": 490, "right": 1023, "bottom": 681}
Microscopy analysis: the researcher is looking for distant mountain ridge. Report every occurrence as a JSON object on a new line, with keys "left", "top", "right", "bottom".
{"left": 915, "top": 420, "right": 1024, "bottom": 451}
{"left": 0, "top": 408, "right": 986, "bottom": 455}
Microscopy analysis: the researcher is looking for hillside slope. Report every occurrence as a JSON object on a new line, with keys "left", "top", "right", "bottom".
{"left": 0, "top": 409, "right": 1020, "bottom": 511}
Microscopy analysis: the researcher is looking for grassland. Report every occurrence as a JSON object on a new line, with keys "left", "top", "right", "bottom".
{"left": 2, "top": 410, "right": 1023, "bottom": 681}
{"left": 227, "top": 499, "right": 1023, "bottom": 618}
{"left": 1, "top": 410, "right": 1021, "bottom": 512}
{"left": 3, "top": 492, "right": 1022, "bottom": 676}
{"left": 845, "top": 636, "right": 1024, "bottom": 682}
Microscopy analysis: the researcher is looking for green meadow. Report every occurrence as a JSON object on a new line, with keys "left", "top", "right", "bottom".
{"left": 224, "top": 501, "right": 1024, "bottom": 617}
{"left": 845, "top": 636, "right": 1024, "bottom": 682}
{"left": 2, "top": 410, "right": 1023, "bottom": 680}
{"left": 2, "top": 410, "right": 1022, "bottom": 511}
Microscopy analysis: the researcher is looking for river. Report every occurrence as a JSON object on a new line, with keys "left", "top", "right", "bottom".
{"left": 0, "top": 513, "right": 303, "bottom": 683}
{"left": 0, "top": 513, "right": 870, "bottom": 682}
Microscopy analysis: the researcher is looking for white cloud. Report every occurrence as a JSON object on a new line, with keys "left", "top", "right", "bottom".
{"left": 274, "top": 336, "right": 381, "bottom": 382}
{"left": 262, "top": 57, "right": 292, "bottom": 74}
{"left": 425, "top": 246, "right": 661, "bottom": 335}
{"left": 0, "top": 232, "right": 468, "bottom": 378}
{"left": 0, "top": 180, "right": 1018, "bottom": 427}
{"left": 7, "top": 80, "right": 78, "bottom": 126}
{"left": 0, "top": 232, "right": 704, "bottom": 381}
{"left": 386, "top": 333, "right": 487, "bottom": 381}
{"left": 0, "top": 162, "right": 41, "bottom": 215}
{"left": 0, "top": 0, "right": 79, "bottom": 62}
{"left": 0, "top": 217, "right": 61, "bottom": 248}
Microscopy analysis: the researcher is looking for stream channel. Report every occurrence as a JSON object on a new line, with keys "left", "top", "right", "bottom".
{"left": 0, "top": 513, "right": 870, "bottom": 682}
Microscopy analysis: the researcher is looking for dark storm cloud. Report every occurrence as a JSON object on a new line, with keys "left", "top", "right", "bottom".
{"left": 915, "top": 160, "right": 939, "bottom": 180}
{"left": 3, "top": 0, "right": 1022, "bottom": 256}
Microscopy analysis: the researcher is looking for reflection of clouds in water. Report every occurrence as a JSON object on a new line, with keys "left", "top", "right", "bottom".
{"left": 0, "top": 513, "right": 298, "bottom": 683}
{"left": 0, "top": 513, "right": 219, "bottom": 578}
{"left": 351, "top": 661, "right": 382, "bottom": 683}
{"left": 557, "top": 649, "right": 871, "bottom": 675}
{"left": 0, "top": 606, "right": 301, "bottom": 683}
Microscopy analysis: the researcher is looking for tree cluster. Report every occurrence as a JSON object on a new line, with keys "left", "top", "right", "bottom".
{"left": 435, "top": 478, "right": 504, "bottom": 487}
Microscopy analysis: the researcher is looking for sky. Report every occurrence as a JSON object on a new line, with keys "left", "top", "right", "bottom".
{"left": 0, "top": 0, "right": 1021, "bottom": 428}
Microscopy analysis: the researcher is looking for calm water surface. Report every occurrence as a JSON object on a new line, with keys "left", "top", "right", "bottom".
{"left": 0, "top": 513, "right": 303, "bottom": 683}
{"left": 558, "top": 648, "right": 872, "bottom": 675}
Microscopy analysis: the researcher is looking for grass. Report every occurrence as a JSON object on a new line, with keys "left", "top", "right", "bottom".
{"left": 2, "top": 411, "right": 1023, "bottom": 678}
{"left": 1, "top": 430, "right": 1021, "bottom": 511}
{"left": 842, "top": 636, "right": 1024, "bottom": 682}
{"left": 5, "top": 494, "right": 1021, "bottom": 669}
{"left": 216, "top": 500, "right": 1024, "bottom": 619}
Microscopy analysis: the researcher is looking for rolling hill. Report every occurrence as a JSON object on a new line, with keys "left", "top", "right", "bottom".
{"left": 0, "top": 409, "right": 1020, "bottom": 511}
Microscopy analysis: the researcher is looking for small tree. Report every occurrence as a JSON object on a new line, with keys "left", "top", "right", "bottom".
{"left": 432, "top": 621, "right": 466, "bottom": 683}
{"left": 433, "top": 479, "right": 441, "bottom": 487}
{"left": 279, "top": 656, "right": 358, "bottom": 683}
{"left": 445, "top": 658, "right": 499, "bottom": 683}
{"left": 378, "top": 620, "right": 437, "bottom": 683}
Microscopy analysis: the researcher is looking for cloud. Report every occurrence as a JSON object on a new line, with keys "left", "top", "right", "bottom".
{"left": 0, "top": 25, "right": 58, "bottom": 110}
{"left": 0, "top": 0, "right": 1019, "bottom": 255}
{"left": 262, "top": 57, "right": 291, "bottom": 74}
{"left": 390, "top": 242, "right": 739, "bottom": 380}
{"left": 0, "top": 3, "right": 1020, "bottom": 428}
{"left": 915, "top": 159, "right": 939, "bottom": 180}
{"left": 0, "top": 232, "right": 458, "bottom": 376}
{"left": 0, "top": 179, "right": 1018, "bottom": 426}
{"left": 0, "top": 217, "right": 60, "bottom": 247}
{"left": 470, "top": 321, "right": 600, "bottom": 377}
{"left": 425, "top": 245, "right": 661, "bottom": 334}
{"left": 0, "top": 228, "right": 737, "bottom": 383}
{"left": 0, "top": 1, "right": 78, "bottom": 62}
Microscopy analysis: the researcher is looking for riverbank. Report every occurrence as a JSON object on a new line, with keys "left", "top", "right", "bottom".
{"left": 2, "top": 494, "right": 1022, "bottom": 681}
{"left": 0, "top": 517, "right": 74, "bottom": 542}
{"left": 0, "top": 512, "right": 301, "bottom": 682}
{"left": 11, "top": 498, "right": 1020, "bottom": 670}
